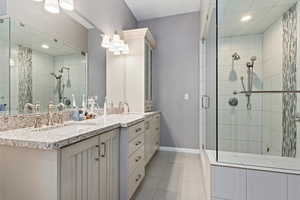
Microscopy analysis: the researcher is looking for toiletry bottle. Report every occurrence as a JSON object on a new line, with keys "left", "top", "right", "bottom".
{"left": 82, "top": 94, "right": 86, "bottom": 111}
{"left": 104, "top": 97, "right": 108, "bottom": 116}
{"left": 72, "top": 94, "right": 77, "bottom": 108}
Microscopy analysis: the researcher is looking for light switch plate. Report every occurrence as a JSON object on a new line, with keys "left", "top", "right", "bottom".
{"left": 184, "top": 93, "right": 189, "bottom": 100}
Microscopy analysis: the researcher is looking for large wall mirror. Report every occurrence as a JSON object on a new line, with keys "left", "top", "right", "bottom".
{"left": 0, "top": 17, "right": 87, "bottom": 115}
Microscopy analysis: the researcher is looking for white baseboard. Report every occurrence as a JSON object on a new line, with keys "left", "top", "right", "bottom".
{"left": 159, "top": 146, "right": 200, "bottom": 154}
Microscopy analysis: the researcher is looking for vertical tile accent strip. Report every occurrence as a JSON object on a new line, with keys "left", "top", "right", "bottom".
{"left": 17, "top": 46, "right": 33, "bottom": 113}
{"left": 282, "top": 5, "right": 297, "bottom": 157}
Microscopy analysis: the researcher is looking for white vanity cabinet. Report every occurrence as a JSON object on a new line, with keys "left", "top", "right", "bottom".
{"left": 0, "top": 129, "right": 120, "bottom": 200}
{"left": 60, "top": 129, "right": 120, "bottom": 200}
{"left": 106, "top": 28, "right": 156, "bottom": 113}
{"left": 145, "top": 113, "right": 161, "bottom": 165}
{"left": 120, "top": 120, "right": 146, "bottom": 200}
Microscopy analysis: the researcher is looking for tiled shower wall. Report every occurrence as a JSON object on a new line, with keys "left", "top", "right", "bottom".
{"left": 10, "top": 45, "right": 84, "bottom": 113}
{"left": 0, "top": 40, "right": 9, "bottom": 113}
{"left": 262, "top": 19, "right": 283, "bottom": 156}
{"left": 54, "top": 54, "right": 86, "bottom": 106}
{"left": 10, "top": 46, "right": 55, "bottom": 113}
{"left": 218, "top": 34, "right": 263, "bottom": 154}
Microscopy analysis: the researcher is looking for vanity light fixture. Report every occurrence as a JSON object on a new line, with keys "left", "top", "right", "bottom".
{"left": 34, "top": 0, "right": 74, "bottom": 14}
{"left": 241, "top": 15, "right": 252, "bottom": 22}
{"left": 114, "top": 51, "right": 121, "bottom": 55}
{"left": 101, "top": 33, "right": 130, "bottom": 56}
{"left": 122, "top": 44, "right": 129, "bottom": 54}
{"left": 41, "top": 44, "right": 50, "bottom": 49}
{"left": 44, "top": 0, "right": 60, "bottom": 14}
{"left": 101, "top": 35, "right": 111, "bottom": 48}
{"left": 59, "top": 0, "right": 74, "bottom": 11}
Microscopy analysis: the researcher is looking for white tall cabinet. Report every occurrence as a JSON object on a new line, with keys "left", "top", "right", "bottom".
{"left": 106, "top": 28, "right": 156, "bottom": 112}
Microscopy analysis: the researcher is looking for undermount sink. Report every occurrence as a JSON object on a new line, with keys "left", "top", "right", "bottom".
{"left": 30, "top": 121, "right": 99, "bottom": 132}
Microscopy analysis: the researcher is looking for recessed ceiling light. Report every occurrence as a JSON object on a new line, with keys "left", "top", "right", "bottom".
{"left": 241, "top": 15, "right": 252, "bottom": 22}
{"left": 42, "top": 44, "right": 50, "bottom": 49}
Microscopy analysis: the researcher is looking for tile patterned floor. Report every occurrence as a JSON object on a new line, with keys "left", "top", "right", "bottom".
{"left": 132, "top": 151, "right": 206, "bottom": 200}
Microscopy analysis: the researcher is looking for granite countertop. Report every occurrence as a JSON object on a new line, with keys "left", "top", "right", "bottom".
{"left": 0, "top": 113, "right": 150, "bottom": 150}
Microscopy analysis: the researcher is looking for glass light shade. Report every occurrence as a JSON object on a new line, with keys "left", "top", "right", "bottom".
{"left": 113, "top": 51, "right": 121, "bottom": 55}
{"left": 122, "top": 44, "right": 129, "bottom": 54}
{"left": 112, "top": 34, "right": 123, "bottom": 48}
{"left": 45, "top": 0, "right": 60, "bottom": 14}
{"left": 101, "top": 35, "right": 111, "bottom": 48}
{"left": 32, "top": 0, "right": 43, "bottom": 2}
{"left": 60, "top": 0, "right": 74, "bottom": 11}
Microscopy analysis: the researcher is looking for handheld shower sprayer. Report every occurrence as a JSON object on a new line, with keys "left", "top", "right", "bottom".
{"left": 239, "top": 56, "right": 257, "bottom": 110}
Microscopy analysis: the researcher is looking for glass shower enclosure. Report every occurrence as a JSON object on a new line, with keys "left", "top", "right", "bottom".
{"left": 216, "top": 0, "right": 300, "bottom": 171}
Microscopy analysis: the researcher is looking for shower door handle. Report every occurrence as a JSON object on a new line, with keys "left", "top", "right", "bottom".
{"left": 202, "top": 95, "right": 210, "bottom": 109}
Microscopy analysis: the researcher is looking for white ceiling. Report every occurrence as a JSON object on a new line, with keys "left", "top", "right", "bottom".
{"left": 219, "top": 0, "right": 299, "bottom": 37}
{"left": 0, "top": 19, "right": 80, "bottom": 56}
{"left": 124, "top": 0, "right": 201, "bottom": 21}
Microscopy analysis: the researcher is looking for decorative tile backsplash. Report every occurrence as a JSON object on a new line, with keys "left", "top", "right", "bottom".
{"left": 0, "top": 107, "right": 125, "bottom": 132}
{"left": 0, "top": 111, "right": 73, "bottom": 132}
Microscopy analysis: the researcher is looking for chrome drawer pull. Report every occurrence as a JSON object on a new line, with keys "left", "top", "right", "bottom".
{"left": 135, "top": 174, "right": 142, "bottom": 182}
{"left": 101, "top": 142, "right": 106, "bottom": 158}
{"left": 135, "top": 156, "right": 142, "bottom": 162}
{"left": 135, "top": 127, "right": 142, "bottom": 133}
{"left": 95, "top": 145, "right": 100, "bottom": 161}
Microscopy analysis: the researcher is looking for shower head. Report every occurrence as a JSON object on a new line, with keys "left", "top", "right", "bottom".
{"left": 50, "top": 72, "right": 62, "bottom": 80}
{"left": 59, "top": 66, "right": 70, "bottom": 73}
{"left": 250, "top": 56, "right": 257, "bottom": 62}
{"left": 232, "top": 52, "right": 240, "bottom": 61}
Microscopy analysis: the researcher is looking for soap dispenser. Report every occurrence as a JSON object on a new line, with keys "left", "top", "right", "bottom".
{"left": 72, "top": 94, "right": 77, "bottom": 108}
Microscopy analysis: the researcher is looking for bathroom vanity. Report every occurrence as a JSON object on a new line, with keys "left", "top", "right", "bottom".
{"left": 0, "top": 112, "right": 160, "bottom": 200}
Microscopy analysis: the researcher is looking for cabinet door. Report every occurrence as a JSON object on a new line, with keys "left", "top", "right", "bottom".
{"left": 144, "top": 41, "right": 153, "bottom": 105}
{"left": 99, "top": 130, "right": 120, "bottom": 200}
{"left": 61, "top": 136, "right": 100, "bottom": 200}
{"left": 144, "top": 118, "right": 151, "bottom": 164}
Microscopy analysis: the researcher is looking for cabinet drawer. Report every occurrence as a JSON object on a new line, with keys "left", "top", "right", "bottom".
{"left": 128, "top": 133, "right": 144, "bottom": 157}
{"left": 128, "top": 145, "right": 145, "bottom": 176}
{"left": 128, "top": 164, "right": 145, "bottom": 199}
{"left": 128, "top": 122, "right": 145, "bottom": 142}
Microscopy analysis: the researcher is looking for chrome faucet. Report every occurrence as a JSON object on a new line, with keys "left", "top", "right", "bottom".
{"left": 24, "top": 103, "right": 42, "bottom": 128}
{"left": 47, "top": 102, "right": 56, "bottom": 126}
{"left": 124, "top": 102, "right": 130, "bottom": 114}
{"left": 56, "top": 103, "right": 65, "bottom": 125}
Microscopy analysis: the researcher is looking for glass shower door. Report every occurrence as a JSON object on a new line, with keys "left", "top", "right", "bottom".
{"left": 0, "top": 17, "right": 10, "bottom": 115}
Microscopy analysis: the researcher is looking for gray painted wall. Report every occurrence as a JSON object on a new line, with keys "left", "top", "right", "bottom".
{"left": 75, "top": 0, "right": 137, "bottom": 34}
{"left": 76, "top": 0, "right": 137, "bottom": 103}
{"left": 138, "top": 12, "right": 200, "bottom": 149}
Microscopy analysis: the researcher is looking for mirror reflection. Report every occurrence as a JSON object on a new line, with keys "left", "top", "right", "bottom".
{"left": 0, "top": 18, "right": 87, "bottom": 115}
